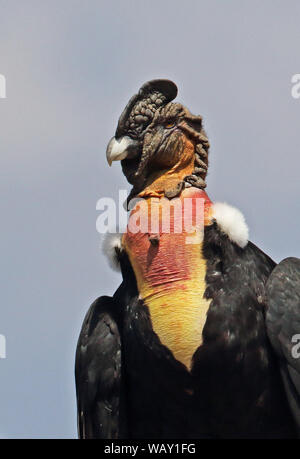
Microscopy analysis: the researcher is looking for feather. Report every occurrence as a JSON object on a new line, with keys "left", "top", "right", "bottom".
{"left": 211, "top": 202, "right": 249, "bottom": 248}
{"left": 102, "top": 232, "right": 123, "bottom": 271}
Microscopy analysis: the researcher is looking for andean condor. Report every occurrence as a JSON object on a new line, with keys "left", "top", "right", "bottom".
{"left": 75, "top": 79, "right": 300, "bottom": 439}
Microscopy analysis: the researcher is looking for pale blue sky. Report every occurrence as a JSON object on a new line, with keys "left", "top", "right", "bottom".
{"left": 0, "top": 0, "right": 299, "bottom": 438}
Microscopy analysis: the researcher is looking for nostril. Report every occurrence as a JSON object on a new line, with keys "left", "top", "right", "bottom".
{"left": 148, "top": 234, "right": 160, "bottom": 246}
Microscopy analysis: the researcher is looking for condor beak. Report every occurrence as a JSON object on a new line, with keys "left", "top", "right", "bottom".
{"left": 106, "top": 136, "right": 139, "bottom": 166}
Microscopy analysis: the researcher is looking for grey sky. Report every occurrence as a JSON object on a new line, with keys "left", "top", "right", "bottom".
{"left": 0, "top": 0, "right": 299, "bottom": 438}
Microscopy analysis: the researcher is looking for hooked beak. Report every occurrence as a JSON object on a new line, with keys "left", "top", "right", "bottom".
{"left": 106, "top": 136, "right": 139, "bottom": 166}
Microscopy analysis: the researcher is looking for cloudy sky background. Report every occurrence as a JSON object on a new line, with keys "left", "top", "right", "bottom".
{"left": 0, "top": 0, "right": 299, "bottom": 438}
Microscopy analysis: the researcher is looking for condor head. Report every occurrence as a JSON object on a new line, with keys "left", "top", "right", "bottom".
{"left": 106, "top": 79, "right": 209, "bottom": 201}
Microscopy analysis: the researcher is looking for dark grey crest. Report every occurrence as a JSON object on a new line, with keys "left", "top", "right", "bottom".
{"left": 115, "top": 79, "right": 178, "bottom": 139}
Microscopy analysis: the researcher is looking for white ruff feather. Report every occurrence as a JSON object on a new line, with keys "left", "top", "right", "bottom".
{"left": 102, "top": 232, "right": 123, "bottom": 271}
{"left": 211, "top": 202, "right": 249, "bottom": 248}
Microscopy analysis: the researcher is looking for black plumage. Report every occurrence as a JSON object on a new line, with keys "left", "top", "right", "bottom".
{"left": 266, "top": 257, "right": 300, "bottom": 434}
{"left": 76, "top": 225, "right": 299, "bottom": 438}
{"left": 75, "top": 296, "right": 124, "bottom": 438}
{"left": 193, "top": 225, "right": 296, "bottom": 438}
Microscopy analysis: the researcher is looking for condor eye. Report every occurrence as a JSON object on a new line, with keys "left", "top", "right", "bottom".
{"left": 165, "top": 121, "right": 175, "bottom": 129}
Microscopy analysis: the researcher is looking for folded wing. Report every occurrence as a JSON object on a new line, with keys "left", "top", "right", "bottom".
{"left": 75, "top": 296, "right": 124, "bottom": 438}
{"left": 266, "top": 257, "right": 300, "bottom": 433}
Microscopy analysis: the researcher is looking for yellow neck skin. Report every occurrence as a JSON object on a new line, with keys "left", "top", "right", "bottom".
{"left": 123, "top": 188, "right": 213, "bottom": 371}
{"left": 139, "top": 234, "right": 211, "bottom": 371}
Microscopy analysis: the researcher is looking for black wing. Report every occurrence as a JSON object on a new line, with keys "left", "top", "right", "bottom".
{"left": 75, "top": 296, "right": 124, "bottom": 439}
{"left": 266, "top": 257, "right": 300, "bottom": 433}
